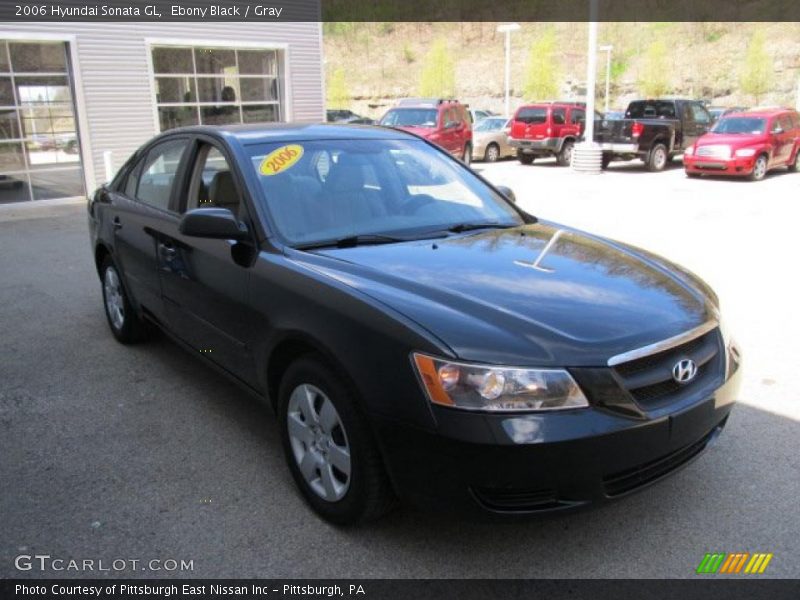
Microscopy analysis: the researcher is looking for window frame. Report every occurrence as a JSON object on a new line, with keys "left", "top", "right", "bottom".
{"left": 145, "top": 39, "right": 288, "bottom": 133}
{"left": 123, "top": 135, "right": 192, "bottom": 214}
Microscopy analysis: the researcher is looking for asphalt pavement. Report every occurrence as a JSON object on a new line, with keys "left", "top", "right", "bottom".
{"left": 1, "top": 159, "right": 798, "bottom": 578}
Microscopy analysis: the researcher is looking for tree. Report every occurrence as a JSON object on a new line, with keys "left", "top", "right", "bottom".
{"left": 638, "top": 40, "right": 670, "bottom": 97}
{"left": 523, "top": 29, "right": 558, "bottom": 101}
{"left": 740, "top": 29, "right": 773, "bottom": 104}
{"left": 419, "top": 39, "right": 455, "bottom": 98}
{"left": 326, "top": 67, "right": 350, "bottom": 110}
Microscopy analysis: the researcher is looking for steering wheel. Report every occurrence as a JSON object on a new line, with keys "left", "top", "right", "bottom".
{"left": 400, "top": 194, "right": 437, "bottom": 216}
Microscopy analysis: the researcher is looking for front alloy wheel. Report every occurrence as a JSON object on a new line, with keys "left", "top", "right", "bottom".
{"left": 750, "top": 155, "right": 768, "bottom": 181}
{"left": 287, "top": 384, "right": 351, "bottom": 502}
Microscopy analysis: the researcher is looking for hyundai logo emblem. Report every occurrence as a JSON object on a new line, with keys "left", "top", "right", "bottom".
{"left": 672, "top": 358, "right": 698, "bottom": 384}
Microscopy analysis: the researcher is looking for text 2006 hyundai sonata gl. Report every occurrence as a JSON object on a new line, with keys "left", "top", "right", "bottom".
{"left": 88, "top": 123, "right": 741, "bottom": 524}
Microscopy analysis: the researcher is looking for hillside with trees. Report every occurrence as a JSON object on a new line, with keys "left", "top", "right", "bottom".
{"left": 323, "top": 22, "right": 800, "bottom": 118}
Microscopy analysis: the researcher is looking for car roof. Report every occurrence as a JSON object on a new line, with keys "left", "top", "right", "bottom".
{"left": 165, "top": 122, "right": 415, "bottom": 145}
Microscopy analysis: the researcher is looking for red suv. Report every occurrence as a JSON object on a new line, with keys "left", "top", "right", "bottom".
{"left": 508, "top": 102, "right": 589, "bottom": 166}
{"left": 684, "top": 108, "right": 800, "bottom": 181}
{"left": 379, "top": 99, "right": 473, "bottom": 164}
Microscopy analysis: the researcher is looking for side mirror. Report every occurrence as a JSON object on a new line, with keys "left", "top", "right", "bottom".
{"left": 495, "top": 185, "right": 516, "bottom": 203}
{"left": 179, "top": 207, "right": 249, "bottom": 240}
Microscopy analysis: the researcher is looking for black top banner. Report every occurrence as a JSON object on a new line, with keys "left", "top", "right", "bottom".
{"left": 0, "top": 0, "right": 799, "bottom": 22}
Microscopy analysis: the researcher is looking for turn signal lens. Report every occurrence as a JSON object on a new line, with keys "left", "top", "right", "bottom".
{"left": 412, "top": 353, "right": 589, "bottom": 412}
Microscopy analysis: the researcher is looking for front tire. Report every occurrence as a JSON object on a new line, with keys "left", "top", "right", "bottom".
{"left": 646, "top": 143, "right": 668, "bottom": 172}
{"left": 484, "top": 143, "right": 500, "bottom": 163}
{"left": 750, "top": 154, "right": 768, "bottom": 181}
{"left": 278, "top": 356, "right": 396, "bottom": 525}
{"left": 462, "top": 143, "right": 472, "bottom": 166}
{"left": 100, "top": 255, "right": 148, "bottom": 344}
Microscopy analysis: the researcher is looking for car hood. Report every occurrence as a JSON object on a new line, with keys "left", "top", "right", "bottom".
{"left": 696, "top": 133, "right": 765, "bottom": 148}
{"left": 297, "top": 223, "right": 716, "bottom": 366}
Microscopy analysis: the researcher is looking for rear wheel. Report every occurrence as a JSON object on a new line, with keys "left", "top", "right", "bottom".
{"left": 484, "top": 143, "right": 500, "bottom": 163}
{"left": 788, "top": 149, "right": 799, "bottom": 172}
{"left": 601, "top": 154, "right": 612, "bottom": 170}
{"left": 278, "top": 356, "right": 396, "bottom": 525}
{"left": 517, "top": 151, "right": 535, "bottom": 165}
{"left": 646, "top": 143, "right": 668, "bottom": 172}
{"left": 749, "top": 154, "right": 768, "bottom": 181}
{"left": 556, "top": 140, "right": 574, "bottom": 166}
{"left": 100, "top": 255, "right": 148, "bottom": 344}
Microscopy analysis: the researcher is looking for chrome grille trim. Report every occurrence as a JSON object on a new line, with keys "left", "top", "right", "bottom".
{"left": 607, "top": 320, "right": 719, "bottom": 367}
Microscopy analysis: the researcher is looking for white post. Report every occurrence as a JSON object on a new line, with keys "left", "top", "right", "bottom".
{"left": 572, "top": 0, "right": 603, "bottom": 173}
{"left": 497, "top": 23, "right": 520, "bottom": 118}
{"left": 103, "top": 150, "right": 114, "bottom": 182}
{"left": 600, "top": 45, "right": 613, "bottom": 114}
{"left": 796, "top": 76, "right": 800, "bottom": 112}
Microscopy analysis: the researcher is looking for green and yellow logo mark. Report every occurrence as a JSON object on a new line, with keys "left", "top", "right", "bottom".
{"left": 696, "top": 552, "right": 773, "bottom": 575}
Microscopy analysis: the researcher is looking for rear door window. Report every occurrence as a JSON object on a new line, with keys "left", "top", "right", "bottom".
{"left": 134, "top": 138, "right": 190, "bottom": 211}
{"left": 515, "top": 107, "right": 547, "bottom": 124}
{"left": 552, "top": 108, "right": 566, "bottom": 125}
{"left": 569, "top": 109, "right": 585, "bottom": 125}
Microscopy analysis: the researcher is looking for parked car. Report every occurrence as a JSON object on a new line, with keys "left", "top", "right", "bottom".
{"left": 594, "top": 99, "right": 714, "bottom": 171}
{"left": 471, "top": 116, "right": 514, "bottom": 162}
{"left": 379, "top": 98, "right": 473, "bottom": 164}
{"left": 89, "top": 123, "right": 741, "bottom": 524}
{"left": 508, "top": 102, "right": 594, "bottom": 166}
{"left": 708, "top": 106, "right": 746, "bottom": 122}
{"left": 684, "top": 108, "right": 800, "bottom": 181}
{"left": 470, "top": 108, "right": 496, "bottom": 123}
{"left": 326, "top": 109, "right": 374, "bottom": 125}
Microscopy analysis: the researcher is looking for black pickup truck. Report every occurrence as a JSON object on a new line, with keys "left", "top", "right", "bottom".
{"left": 595, "top": 99, "right": 714, "bottom": 171}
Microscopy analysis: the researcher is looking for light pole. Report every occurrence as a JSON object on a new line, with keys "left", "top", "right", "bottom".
{"left": 572, "top": 0, "right": 602, "bottom": 173}
{"left": 599, "top": 44, "right": 613, "bottom": 114}
{"left": 497, "top": 23, "right": 520, "bottom": 118}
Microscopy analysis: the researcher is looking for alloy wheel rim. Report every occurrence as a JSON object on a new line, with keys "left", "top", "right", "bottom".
{"left": 287, "top": 384, "right": 351, "bottom": 502}
{"left": 487, "top": 146, "right": 499, "bottom": 161}
{"left": 103, "top": 267, "right": 125, "bottom": 330}
{"left": 754, "top": 157, "right": 766, "bottom": 179}
{"left": 654, "top": 147, "right": 666, "bottom": 169}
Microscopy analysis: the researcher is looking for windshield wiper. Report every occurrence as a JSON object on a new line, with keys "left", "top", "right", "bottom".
{"left": 295, "top": 234, "right": 411, "bottom": 251}
{"left": 446, "top": 222, "right": 516, "bottom": 234}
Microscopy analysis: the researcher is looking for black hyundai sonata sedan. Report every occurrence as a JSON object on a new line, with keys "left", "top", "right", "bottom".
{"left": 88, "top": 123, "right": 741, "bottom": 524}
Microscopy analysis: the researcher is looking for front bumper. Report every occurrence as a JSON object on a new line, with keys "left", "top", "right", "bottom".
{"left": 509, "top": 137, "right": 559, "bottom": 154}
{"left": 376, "top": 363, "right": 741, "bottom": 515}
{"left": 684, "top": 155, "right": 756, "bottom": 176}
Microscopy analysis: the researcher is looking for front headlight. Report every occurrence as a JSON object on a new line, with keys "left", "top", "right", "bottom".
{"left": 735, "top": 148, "right": 757, "bottom": 157}
{"left": 684, "top": 145, "right": 694, "bottom": 156}
{"left": 412, "top": 353, "right": 589, "bottom": 412}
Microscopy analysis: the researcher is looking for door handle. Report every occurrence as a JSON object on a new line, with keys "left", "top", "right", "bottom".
{"left": 112, "top": 217, "right": 122, "bottom": 230}
{"left": 159, "top": 242, "right": 177, "bottom": 258}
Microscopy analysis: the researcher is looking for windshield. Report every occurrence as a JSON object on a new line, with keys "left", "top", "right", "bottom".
{"left": 474, "top": 118, "right": 506, "bottom": 132}
{"left": 514, "top": 107, "right": 547, "bottom": 124}
{"left": 247, "top": 139, "right": 523, "bottom": 246}
{"left": 711, "top": 117, "right": 766, "bottom": 134}
{"left": 380, "top": 109, "right": 438, "bottom": 128}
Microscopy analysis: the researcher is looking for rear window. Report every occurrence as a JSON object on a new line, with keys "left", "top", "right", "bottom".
{"left": 514, "top": 107, "right": 547, "bottom": 124}
{"left": 626, "top": 101, "right": 676, "bottom": 119}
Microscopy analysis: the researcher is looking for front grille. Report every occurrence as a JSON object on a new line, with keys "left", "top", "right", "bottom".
{"left": 603, "top": 425, "right": 720, "bottom": 496}
{"left": 696, "top": 145, "right": 731, "bottom": 159}
{"left": 471, "top": 487, "right": 560, "bottom": 512}
{"left": 612, "top": 328, "right": 723, "bottom": 409}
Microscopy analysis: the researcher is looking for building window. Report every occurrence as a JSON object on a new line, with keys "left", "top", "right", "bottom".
{"left": 0, "top": 40, "right": 85, "bottom": 203}
{"left": 151, "top": 45, "right": 283, "bottom": 132}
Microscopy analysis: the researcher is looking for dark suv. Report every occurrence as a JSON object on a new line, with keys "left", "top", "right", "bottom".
{"left": 379, "top": 98, "right": 473, "bottom": 164}
{"left": 88, "top": 123, "right": 741, "bottom": 524}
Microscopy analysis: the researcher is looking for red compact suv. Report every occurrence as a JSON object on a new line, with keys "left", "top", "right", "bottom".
{"left": 508, "top": 102, "right": 590, "bottom": 166}
{"left": 379, "top": 98, "right": 473, "bottom": 164}
{"left": 684, "top": 108, "right": 800, "bottom": 181}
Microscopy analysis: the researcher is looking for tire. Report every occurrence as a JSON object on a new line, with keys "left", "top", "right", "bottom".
{"left": 646, "top": 143, "right": 669, "bottom": 172}
{"left": 484, "top": 143, "right": 500, "bottom": 163}
{"left": 517, "top": 151, "right": 535, "bottom": 165}
{"left": 100, "top": 255, "right": 148, "bottom": 344}
{"left": 601, "top": 155, "right": 612, "bottom": 170}
{"left": 788, "top": 149, "right": 799, "bottom": 172}
{"left": 462, "top": 144, "right": 472, "bottom": 166}
{"left": 749, "top": 154, "right": 768, "bottom": 181}
{"left": 556, "top": 140, "right": 574, "bottom": 167}
{"left": 278, "top": 356, "right": 396, "bottom": 525}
